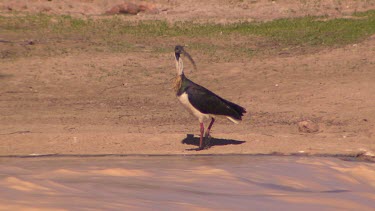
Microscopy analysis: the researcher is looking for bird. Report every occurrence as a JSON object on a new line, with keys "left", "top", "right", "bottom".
{"left": 173, "top": 45, "right": 246, "bottom": 150}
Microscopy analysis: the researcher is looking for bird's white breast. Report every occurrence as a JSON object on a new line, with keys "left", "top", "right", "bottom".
{"left": 178, "top": 92, "right": 210, "bottom": 123}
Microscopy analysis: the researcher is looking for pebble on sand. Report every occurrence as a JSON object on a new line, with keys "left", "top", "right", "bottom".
{"left": 298, "top": 120, "right": 319, "bottom": 133}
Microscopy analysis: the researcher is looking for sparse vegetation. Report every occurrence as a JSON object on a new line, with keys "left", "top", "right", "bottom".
{"left": 1, "top": 10, "right": 374, "bottom": 60}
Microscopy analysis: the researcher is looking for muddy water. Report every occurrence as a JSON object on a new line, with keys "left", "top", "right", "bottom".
{"left": 0, "top": 156, "right": 374, "bottom": 211}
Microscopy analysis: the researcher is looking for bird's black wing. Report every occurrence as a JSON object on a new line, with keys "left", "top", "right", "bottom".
{"left": 186, "top": 83, "right": 245, "bottom": 120}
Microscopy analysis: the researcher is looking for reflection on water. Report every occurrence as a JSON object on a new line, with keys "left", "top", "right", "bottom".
{"left": 0, "top": 156, "right": 374, "bottom": 210}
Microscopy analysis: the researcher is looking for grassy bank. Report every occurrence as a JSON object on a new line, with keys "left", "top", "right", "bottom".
{"left": 1, "top": 10, "right": 374, "bottom": 59}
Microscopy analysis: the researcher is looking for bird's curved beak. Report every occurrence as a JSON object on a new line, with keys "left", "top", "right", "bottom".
{"left": 181, "top": 46, "right": 197, "bottom": 72}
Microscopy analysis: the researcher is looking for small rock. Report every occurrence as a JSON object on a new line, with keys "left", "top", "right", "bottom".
{"left": 106, "top": 3, "right": 140, "bottom": 15}
{"left": 105, "top": 2, "right": 158, "bottom": 15}
{"left": 358, "top": 148, "right": 375, "bottom": 157}
{"left": 39, "top": 5, "right": 52, "bottom": 12}
{"left": 27, "top": 40, "right": 35, "bottom": 45}
{"left": 298, "top": 120, "right": 319, "bottom": 133}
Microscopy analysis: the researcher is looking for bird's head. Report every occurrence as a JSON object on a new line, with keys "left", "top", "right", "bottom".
{"left": 174, "top": 45, "right": 196, "bottom": 75}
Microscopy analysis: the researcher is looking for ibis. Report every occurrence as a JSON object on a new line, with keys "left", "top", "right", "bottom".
{"left": 173, "top": 45, "right": 246, "bottom": 150}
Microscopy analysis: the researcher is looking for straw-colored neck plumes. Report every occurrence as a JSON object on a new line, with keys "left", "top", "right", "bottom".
{"left": 173, "top": 55, "right": 184, "bottom": 92}
{"left": 175, "top": 55, "right": 184, "bottom": 76}
{"left": 173, "top": 75, "right": 182, "bottom": 93}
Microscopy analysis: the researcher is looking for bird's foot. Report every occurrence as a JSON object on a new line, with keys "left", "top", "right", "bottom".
{"left": 185, "top": 134, "right": 211, "bottom": 151}
{"left": 186, "top": 146, "right": 205, "bottom": 151}
{"left": 197, "top": 140, "right": 211, "bottom": 150}
{"left": 204, "top": 134, "right": 212, "bottom": 149}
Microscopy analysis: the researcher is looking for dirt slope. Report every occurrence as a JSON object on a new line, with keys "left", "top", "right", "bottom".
{"left": 1, "top": 0, "right": 374, "bottom": 22}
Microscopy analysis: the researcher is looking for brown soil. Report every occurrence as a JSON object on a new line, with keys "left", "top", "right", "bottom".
{"left": 1, "top": 0, "right": 375, "bottom": 22}
{"left": 0, "top": 0, "right": 375, "bottom": 156}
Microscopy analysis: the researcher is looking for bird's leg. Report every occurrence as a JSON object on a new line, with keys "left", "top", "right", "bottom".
{"left": 205, "top": 118, "right": 215, "bottom": 138}
{"left": 204, "top": 118, "right": 215, "bottom": 148}
{"left": 199, "top": 122, "right": 204, "bottom": 150}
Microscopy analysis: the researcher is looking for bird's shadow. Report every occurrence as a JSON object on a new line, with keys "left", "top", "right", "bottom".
{"left": 181, "top": 134, "right": 246, "bottom": 150}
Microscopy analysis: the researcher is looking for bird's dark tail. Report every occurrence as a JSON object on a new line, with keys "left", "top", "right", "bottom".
{"left": 227, "top": 101, "right": 247, "bottom": 119}
{"left": 220, "top": 98, "right": 247, "bottom": 123}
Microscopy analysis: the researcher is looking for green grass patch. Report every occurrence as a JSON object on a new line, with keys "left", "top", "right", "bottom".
{"left": 1, "top": 11, "right": 374, "bottom": 46}
{"left": 246, "top": 15, "right": 375, "bottom": 45}
{"left": 0, "top": 10, "right": 374, "bottom": 59}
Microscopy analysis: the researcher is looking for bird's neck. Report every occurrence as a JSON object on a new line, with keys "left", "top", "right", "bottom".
{"left": 173, "top": 74, "right": 184, "bottom": 93}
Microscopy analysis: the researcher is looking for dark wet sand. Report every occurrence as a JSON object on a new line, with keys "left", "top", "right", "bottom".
{"left": 0, "top": 156, "right": 374, "bottom": 210}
